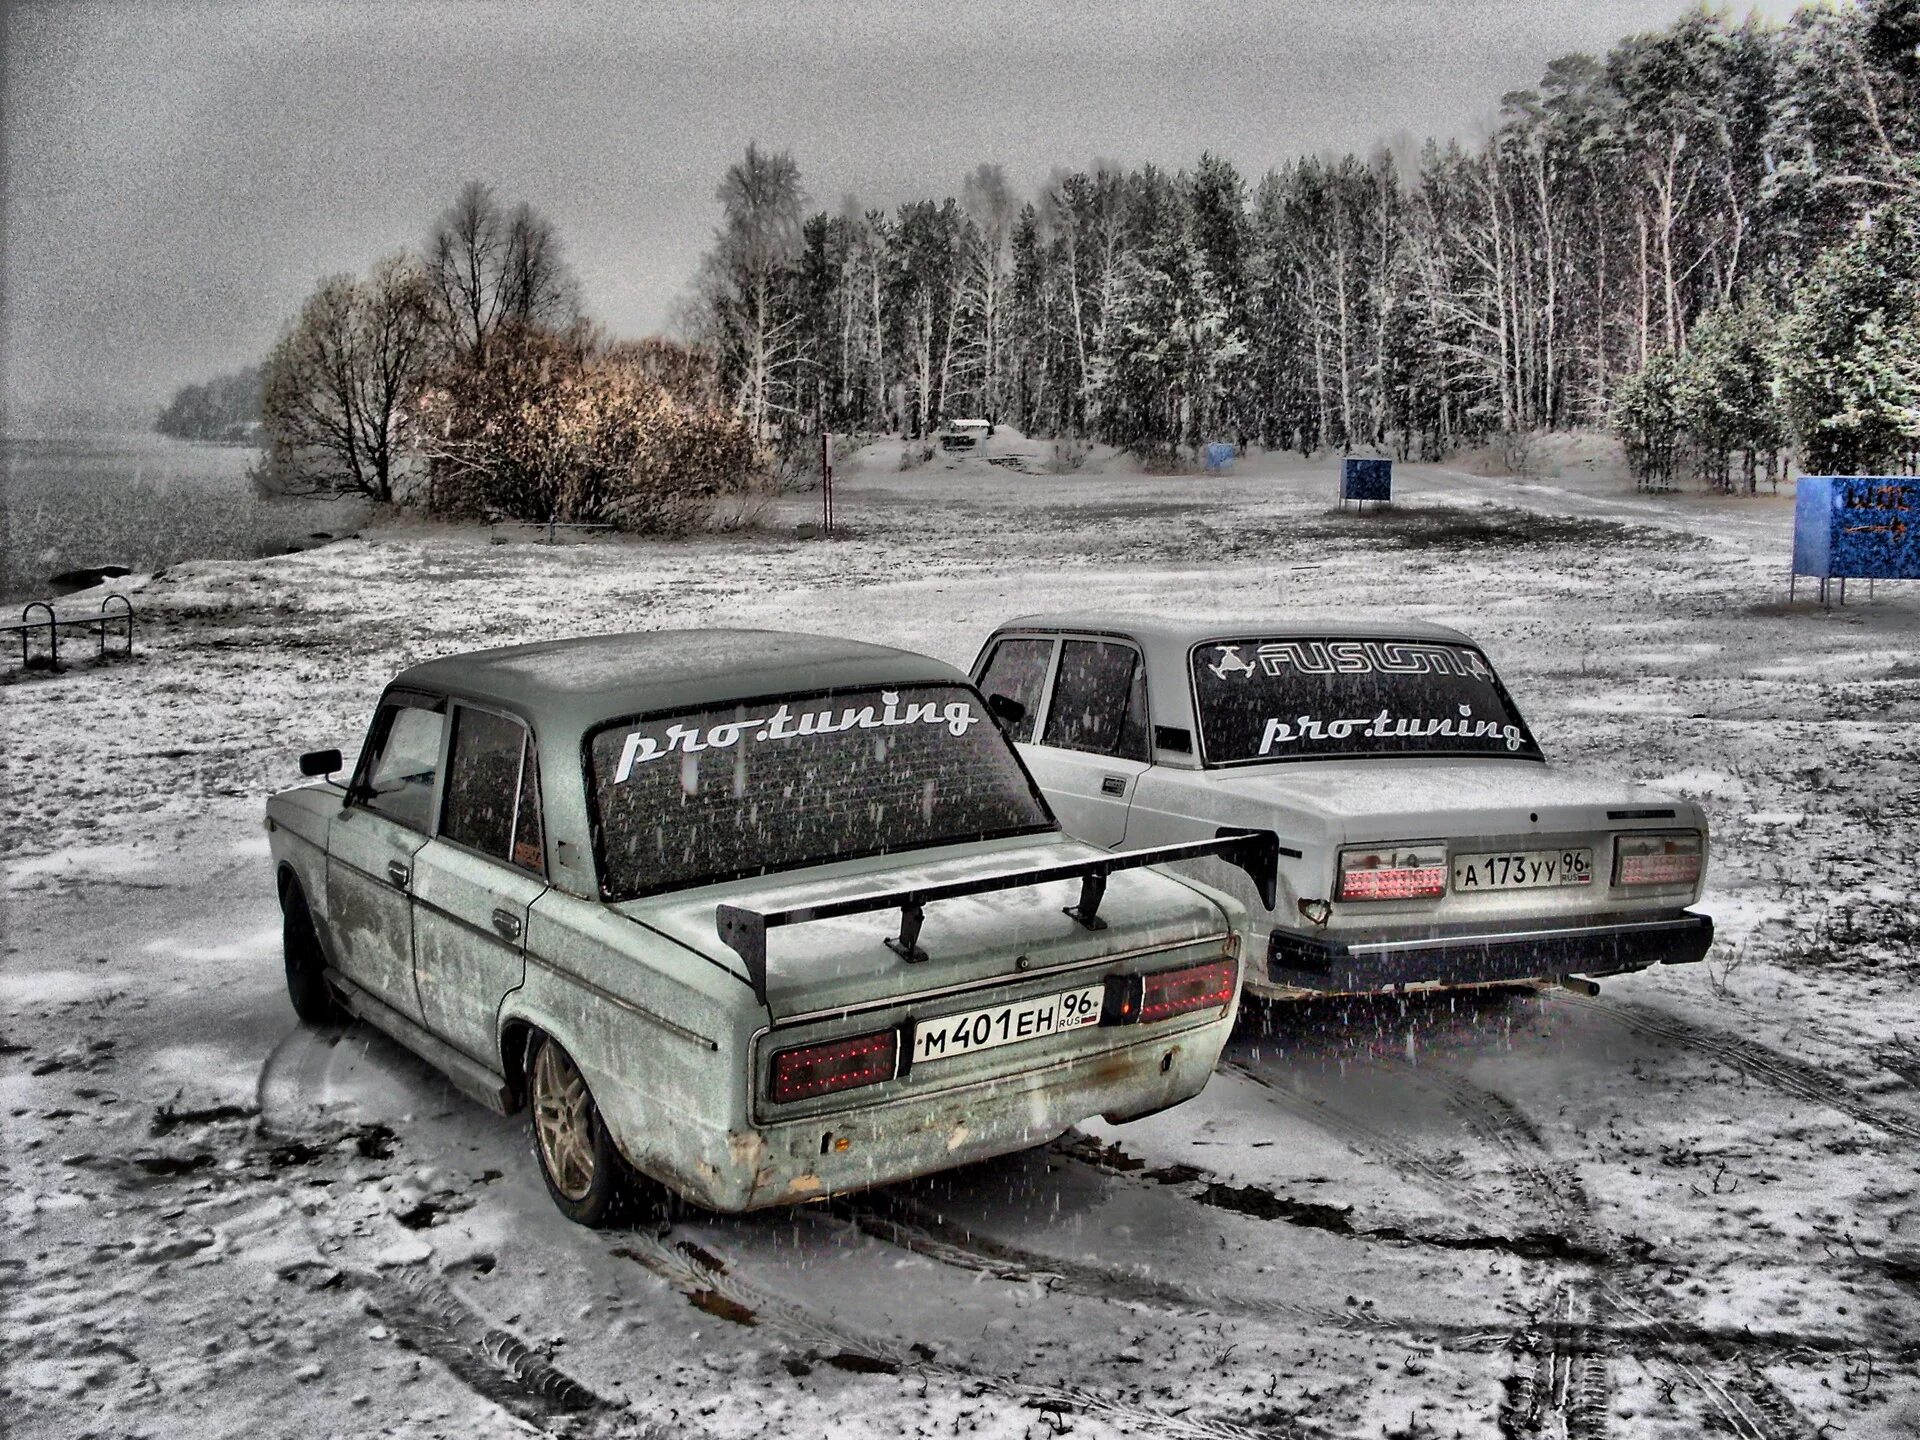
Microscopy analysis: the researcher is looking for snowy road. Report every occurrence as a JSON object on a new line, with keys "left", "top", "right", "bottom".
{"left": 6, "top": 447, "right": 1918, "bottom": 1437}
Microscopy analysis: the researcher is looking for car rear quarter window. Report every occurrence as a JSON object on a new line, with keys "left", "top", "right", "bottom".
{"left": 358, "top": 701, "right": 446, "bottom": 831}
{"left": 586, "top": 684, "right": 1054, "bottom": 900}
{"left": 511, "top": 741, "right": 544, "bottom": 875}
{"left": 1191, "top": 637, "right": 1542, "bottom": 765}
{"left": 440, "top": 707, "right": 530, "bottom": 860}
{"left": 975, "top": 637, "right": 1053, "bottom": 743}
{"left": 1041, "top": 640, "right": 1149, "bottom": 762}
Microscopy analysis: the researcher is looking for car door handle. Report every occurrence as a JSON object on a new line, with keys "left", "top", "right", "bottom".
{"left": 386, "top": 860, "right": 410, "bottom": 889}
{"left": 491, "top": 908, "right": 522, "bottom": 941}
{"left": 1100, "top": 775, "right": 1128, "bottom": 797}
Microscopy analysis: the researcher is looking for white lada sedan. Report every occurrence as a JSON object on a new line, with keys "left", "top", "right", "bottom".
{"left": 971, "top": 615, "right": 1712, "bottom": 1002}
{"left": 265, "top": 630, "right": 1274, "bottom": 1223}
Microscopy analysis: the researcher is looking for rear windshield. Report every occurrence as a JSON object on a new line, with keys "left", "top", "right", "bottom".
{"left": 587, "top": 684, "right": 1054, "bottom": 900}
{"left": 1190, "top": 637, "right": 1541, "bottom": 766}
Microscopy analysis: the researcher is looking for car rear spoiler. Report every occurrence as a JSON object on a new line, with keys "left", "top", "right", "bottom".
{"left": 716, "top": 829, "right": 1282, "bottom": 1007}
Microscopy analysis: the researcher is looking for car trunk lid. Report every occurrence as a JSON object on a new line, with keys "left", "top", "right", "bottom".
{"left": 1224, "top": 757, "right": 1676, "bottom": 831}
{"left": 619, "top": 833, "right": 1233, "bottom": 1016}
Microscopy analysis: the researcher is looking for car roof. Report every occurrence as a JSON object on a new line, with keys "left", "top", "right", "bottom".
{"left": 982, "top": 613, "right": 1489, "bottom": 768}
{"left": 393, "top": 629, "right": 967, "bottom": 736}
{"left": 993, "top": 612, "right": 1478, "bottom": 650}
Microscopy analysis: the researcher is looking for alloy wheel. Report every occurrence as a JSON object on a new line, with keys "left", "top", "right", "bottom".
{"left": 531, "top": 1039, "right": 596, "bottom": 1202}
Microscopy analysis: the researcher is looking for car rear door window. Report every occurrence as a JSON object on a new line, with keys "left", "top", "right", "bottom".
{"left": 1042, "top": 640, "right": 1149, "bottom": 761}
{"left": 440, "top": 707, "right": 531, "bottom": 862}
{"left": 358, "top": 700, "right": 446, "bottom": 831}
{"left": 976, "top": 637, "right": 1054, "bottom": 743}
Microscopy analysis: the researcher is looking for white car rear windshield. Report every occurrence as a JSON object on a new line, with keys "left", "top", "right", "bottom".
{"left": 587, "top": 684, "right": 1054, "bottom": 900}
{"left": 1190, "top": 637, "right": 1542, "bottom": 766}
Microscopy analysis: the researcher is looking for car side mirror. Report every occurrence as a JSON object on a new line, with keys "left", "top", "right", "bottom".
{"left": 986, "top": 693, "right": 1026, "bottom": 731}
{"left": 300, "top": 748, "right": 343, "bottom": 778}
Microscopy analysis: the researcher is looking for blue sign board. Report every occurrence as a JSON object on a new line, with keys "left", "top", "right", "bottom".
{"left": 1792, "top": 476, "right": 1920, "bottom": 580}
{"left": 1203, "top": 441, "right": 1237, "bottom": 471}
{"left": 1341, "top": 457, "right": 1392, "bottom": 504}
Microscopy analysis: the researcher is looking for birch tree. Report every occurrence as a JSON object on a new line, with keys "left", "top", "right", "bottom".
{"left": 700, "top": 144, "right": 809, "bottom": 441}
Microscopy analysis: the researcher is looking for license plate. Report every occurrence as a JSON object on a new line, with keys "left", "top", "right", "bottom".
{"left": 1451, "top": 848, "right": 1594, "bottom": 891}
{"left": 911, "top": 984, "right": 1104, "bottom": 1066}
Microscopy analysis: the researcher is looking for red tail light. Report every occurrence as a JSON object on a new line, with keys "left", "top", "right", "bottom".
{"left": 767, "top": 1028, "right": 899, "bottom": 1104}
{"left": 1104, "top": 956, "right": 1240, "bottom": 1024}
{"left": 1614, "top": 832, "right": 1703, "bottom": 888}
{"left": 1337, "top": 844, "right": 1447, "bottom": 901}
{"left": 1139, "top": 958, "right": 1238, "bottom": 1021}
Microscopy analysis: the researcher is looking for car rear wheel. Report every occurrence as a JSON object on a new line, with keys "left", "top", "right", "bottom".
{"left": 281, "top": 881, "right": 345, "bottom": 1026}
{"left": 528, "top": 1033, "right": 632, "bottom": 1227}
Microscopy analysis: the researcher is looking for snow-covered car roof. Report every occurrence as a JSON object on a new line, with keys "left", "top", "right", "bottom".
{"left": 995, "top": 612, "right": 1478, "bottom": 651}
{"left": 392, "top": 629, "right": 966, "bottom": 737}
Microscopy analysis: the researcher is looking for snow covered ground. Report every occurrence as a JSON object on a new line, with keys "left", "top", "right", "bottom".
{"left": 5, "top": 446, "right": 1917, "bottom": 1439}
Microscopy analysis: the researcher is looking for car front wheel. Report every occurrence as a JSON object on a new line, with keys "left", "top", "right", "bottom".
{"left": 528, "top": 1033, "right": 631, "bottom": 1227}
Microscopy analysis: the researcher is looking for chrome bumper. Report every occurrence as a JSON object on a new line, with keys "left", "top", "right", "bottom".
{"left": 1266, "top": 912, "right": 1714, "bottom": 994}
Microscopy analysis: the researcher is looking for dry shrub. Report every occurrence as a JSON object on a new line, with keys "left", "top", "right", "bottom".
{"left": 1048, "top": 436, "right": 1091, "bottom": 473}
{"left": 417, "top": 328, "right": 766, "bottom": 533}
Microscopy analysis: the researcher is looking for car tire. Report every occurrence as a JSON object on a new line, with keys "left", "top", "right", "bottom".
{"left": 527, "top": 1033, "right": 635, "bottom": 1228}
{"left": 281, "top": 880, "right": 345, "bottom": 1026}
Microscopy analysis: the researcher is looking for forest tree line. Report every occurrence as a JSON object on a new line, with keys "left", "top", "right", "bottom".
{"left": 154, "top": 365, "right": 261, "bottom": 442}
{"left": 239, "top": 0, "right": 1917, "bottom": 528}
{"left": 686, "top": 0, "right": 1919, "bottom": 488}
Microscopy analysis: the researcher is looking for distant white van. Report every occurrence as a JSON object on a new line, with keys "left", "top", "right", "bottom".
{"left": 940, "top": 418, "right": 993, "bottom": 451}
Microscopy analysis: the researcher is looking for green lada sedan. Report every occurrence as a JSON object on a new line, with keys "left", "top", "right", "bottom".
{"left": 266, "top": 630, "right": 1275, "bottom": 1224}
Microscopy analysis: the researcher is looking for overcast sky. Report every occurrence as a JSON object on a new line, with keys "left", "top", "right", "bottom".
{"left": 2, "top": 0, "right": 1802, "bottom": 418}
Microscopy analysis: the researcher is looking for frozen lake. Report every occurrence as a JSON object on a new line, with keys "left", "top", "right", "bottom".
{"left": 0, "top": 431, "right": 367, "bottom": 604}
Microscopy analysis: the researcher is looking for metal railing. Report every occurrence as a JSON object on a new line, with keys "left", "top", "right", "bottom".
{"left": 4, "top": 595, "right": 136, "bottom": 671}
{"left": 487, "top": 518, "right": 616, "bottom": 545}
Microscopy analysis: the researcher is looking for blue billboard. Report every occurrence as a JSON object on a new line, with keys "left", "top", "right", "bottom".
{"left": 1792, "top": 477, "right": 1920, "bottom": 582}
{"left": 1342, "top": 457, "right": 1391, "bottom": 504}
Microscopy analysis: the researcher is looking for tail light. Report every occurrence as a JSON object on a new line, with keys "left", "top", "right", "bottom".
{"left": 1105, "top": 955, "right": 1239, "bottom": 1024}
{"left": 767, "top": 1028, "right": 899, "bottom": 1104}
{"left": 1613, "top": 832, "right": 1703, "bottom": 888}
{"left": 1141, "top": 958, "right": 1238, "bottom": 1020}
{"left": 1337, "top": 844, "right": 1447, "bottom": 901}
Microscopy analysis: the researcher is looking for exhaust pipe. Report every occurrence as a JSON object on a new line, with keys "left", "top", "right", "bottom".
{"left": 1551, "top": 975, "right": 1601, "bottom": 997}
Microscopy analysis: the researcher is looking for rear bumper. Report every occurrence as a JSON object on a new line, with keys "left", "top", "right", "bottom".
{"left": 594, "top": 1013, "right": 1233, "bottom": 1212}
{"left": 1264, "top": 912, "right": 1713, "bottom": 995}
{"left": 599, "top": 1013, "right": 1228, "bottom": 1221}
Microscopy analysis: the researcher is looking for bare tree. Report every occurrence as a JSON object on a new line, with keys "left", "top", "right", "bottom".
{"left": 699, "top": 143, "right": 808, "bottom": 440}
{"left": 258, "top": 254, "right": 436, "bottom": 502}
{"left": 426, "top": 180, "right": 580, "bottom": 360}
{"left": 961, "top": 164, "right": 1014, "bottom": 419}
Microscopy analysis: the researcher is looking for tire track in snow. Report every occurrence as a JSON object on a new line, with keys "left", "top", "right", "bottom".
{"left": 1218, "top": 1060, "right": 1515, "bottom": 1230}
{"left": 1224, "top": 1050, "right": 1619, "bottom": 1437}
{"left": 1400, "top": 1062, "right": 1816, "bottom": 1440}
{"left": 258, "top": 1027, "right": 650, "bottom": 1437}
{"left": 1499, "top": 1283, "right": 1608, "bottom": 1440}
{"left": 259, "top": 1022, "right": 1821, "bottom": 1438}
{"left": 607, "top": 1226, "right": 1327, "bottom": 1440}
{"left": 260, "top": 1026, "right": 1322, "bottom": 1440}
{"left": 1225, "top": 1047, "right": 1817, "bottom": 1439}
{"left": 354, "top": 1263, "right": 642, "bottom": 1437}
{"left": 825, "top": 1187, "right": 1390, "bottom": 1334}
{"left": 1345, "top": 1061, "right": 1614, "bottom": 1440}
{"left": 1547, "top": 993, "right": 1920, "bottom": 1144}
